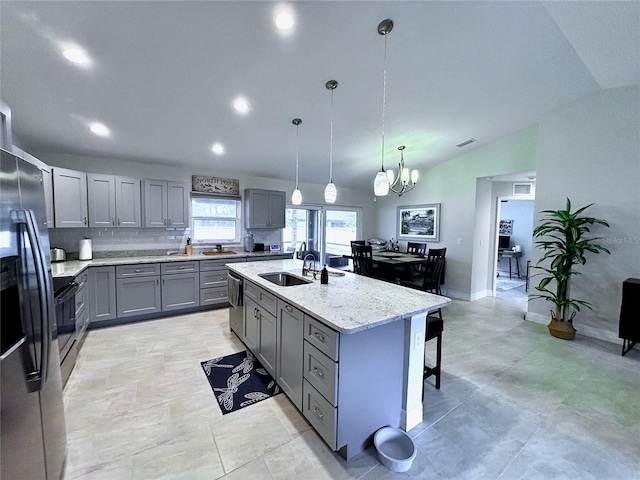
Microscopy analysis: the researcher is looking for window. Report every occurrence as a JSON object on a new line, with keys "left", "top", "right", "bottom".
{"left": 191, "top": 196, "right": 241, "bottom": 243}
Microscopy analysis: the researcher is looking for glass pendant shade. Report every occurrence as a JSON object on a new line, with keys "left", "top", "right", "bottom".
{"left": 401, "top": 167, "right": 411, "bottom": 183}
{"left": 387, "top": 169, "right": 395, "bottom": 184}
{"left": 411, "top": 170, "right": 419, "bottom": 183}
{"left": 374, "top": 171, "right": 389, "bottom": 196}
{"left": 292, "top": 188, "right": 302, "bottom": 205}
{"left": 324, "top": 182, "right": 337, "bottom": 204}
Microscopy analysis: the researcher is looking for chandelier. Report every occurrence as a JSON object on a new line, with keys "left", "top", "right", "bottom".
{"left": 388, "top": 145, "right": 418, "bottom": 196}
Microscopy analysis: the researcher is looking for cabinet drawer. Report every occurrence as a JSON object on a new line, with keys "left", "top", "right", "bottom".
{"left": 304, "top": 315, "right": 339, "bottom": 362}
{"left": 116, "top": 263, "right": 160, "bottom": 278}
{"left": 303, "top": 380, "right": 337, "bottom": 450}
{"left": 75, "top": 284, "right": 87, "bottom": 317}
{"left": 75, "top": 271, "right": 88, "bottom": 290}
{"left": 200, "top": 270, "right": 228, "bottom": 288}
{"left": 244, "top": 281, "right": 276, "bottom": 316}
{"left": 200, "top": 286, "right": 228, "bottom": 305}
{"left": 161, "top": 261, "right": 199, "bottom": 274}
{"left": 200, "top": 259, "right": 237, "bottom": 271}
{"left": 304, "top": 341, "right": 338, "bottom": 406}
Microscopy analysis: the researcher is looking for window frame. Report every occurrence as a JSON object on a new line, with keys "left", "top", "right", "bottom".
{"left": 190, "top": 195, "right": 242, "bottom": 244}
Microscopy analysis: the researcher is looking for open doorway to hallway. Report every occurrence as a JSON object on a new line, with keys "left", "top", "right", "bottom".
{"left": 495, "top": 197, "right": 534, "bottom": 299}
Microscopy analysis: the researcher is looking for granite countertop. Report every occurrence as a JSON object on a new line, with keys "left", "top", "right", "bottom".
{"left": 51, "top": 251, "right": 292, "bottom": 278}
{"left": 227, "top": 259, "right": 452, "bottom": 335}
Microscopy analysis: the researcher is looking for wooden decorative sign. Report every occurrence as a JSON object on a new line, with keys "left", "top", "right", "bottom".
{"left": 191, "top": 175, "right": 240, "bottom": 196}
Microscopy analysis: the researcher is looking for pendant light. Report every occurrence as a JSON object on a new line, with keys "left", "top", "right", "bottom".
{"left": 324, "top": 79, "right": 338, "bottom": 204}
{"left": 372, "top": 19, "right": 419, "bottom": 197}
{"left": 291, "top": 118, "right": 302, "bottom": 205}
{"left": 373, "top": 19, "right": 392, "bottom": 197}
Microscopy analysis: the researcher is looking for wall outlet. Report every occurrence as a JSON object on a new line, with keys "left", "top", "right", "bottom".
{"left": 457, "top": 237, "right": 463, "bottom": 245}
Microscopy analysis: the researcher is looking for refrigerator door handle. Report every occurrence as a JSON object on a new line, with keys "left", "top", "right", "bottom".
{"left": 14, "top": 209, "right": 52, "bottom": 391}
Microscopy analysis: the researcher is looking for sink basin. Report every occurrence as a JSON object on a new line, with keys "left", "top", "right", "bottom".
{"left": 258, "top": 272, "right": 313, "bottom": 286}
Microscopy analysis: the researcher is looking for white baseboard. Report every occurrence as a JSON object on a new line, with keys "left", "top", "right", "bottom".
{"left": 402, "top": 404, "right": 424, "bottom": 431}
{"left": 525, "top": 312, "right": 619, "bottom": 345}
{"left": 442, "top": 288, "right": 471, "bottom": 301}
{"left": 470, "top": 290, "right": 492, "bottom": 301}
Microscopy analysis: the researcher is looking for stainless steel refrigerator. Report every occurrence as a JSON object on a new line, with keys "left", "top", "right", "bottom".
{"left": 1, "top": 148, "right": 67, "bottom": 479}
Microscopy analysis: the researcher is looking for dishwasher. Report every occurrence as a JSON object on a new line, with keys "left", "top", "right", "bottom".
{"left": 227, "top": 271, "right": 243, "bottom": 339}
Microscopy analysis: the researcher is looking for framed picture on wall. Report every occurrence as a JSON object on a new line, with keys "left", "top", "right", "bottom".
{"left": 499, "top": 219, "right": 513, "bottom": 235}
{"left": 397, "top": 204, "right": 440, "bottom": 242}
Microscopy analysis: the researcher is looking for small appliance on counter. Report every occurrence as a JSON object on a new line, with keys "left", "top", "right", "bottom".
{"left": 78, "top": 237, "right": 92, "bottom": 260}
{"left": 253, "top": 242, "right": 265, "bottom": 252}
{"left": 50, "top": 247, "right": 67, "bottom": 263}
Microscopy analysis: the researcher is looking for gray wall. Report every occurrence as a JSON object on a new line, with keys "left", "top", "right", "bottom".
{"left": 528, "top": 85, "right": 640, "bottom": 342}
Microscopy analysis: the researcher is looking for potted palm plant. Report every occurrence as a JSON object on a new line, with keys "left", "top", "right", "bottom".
{"left": 529, "top": 198, "right": 610, "bottom": 339}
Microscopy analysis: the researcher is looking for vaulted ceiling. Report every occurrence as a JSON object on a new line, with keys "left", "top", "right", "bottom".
{"left": 2, "top": 1, "right": 638, "bottom": 189}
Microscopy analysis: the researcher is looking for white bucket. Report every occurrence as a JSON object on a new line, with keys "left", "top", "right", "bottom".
{"left": 373, "top": 426, "right": 417, "bottom": 473}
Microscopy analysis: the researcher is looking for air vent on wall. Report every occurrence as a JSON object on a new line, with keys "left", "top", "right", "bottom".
{"left": 513, "top": 183, "right": 533, "bottom": 196}
{"left": 455, "top": 138, "right": 476, "bottom": 148}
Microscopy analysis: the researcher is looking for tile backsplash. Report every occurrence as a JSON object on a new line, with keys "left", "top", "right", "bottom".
{"left": 48, "top": 227, "right": 282, "bottom": 258}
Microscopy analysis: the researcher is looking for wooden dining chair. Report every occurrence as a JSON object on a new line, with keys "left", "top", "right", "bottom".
{"left": 407, "top": 242, "right": 427, "bottom": 256}
{"left": 351, "top": 243, "right": 375, "bottom": 277}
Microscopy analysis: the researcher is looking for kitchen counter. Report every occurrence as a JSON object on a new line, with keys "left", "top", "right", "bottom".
{"left": 51, "top": 251, "right": 292, "bottom": 278}
{"left": 227, "top": 259, "right": 451, "bottom": 334}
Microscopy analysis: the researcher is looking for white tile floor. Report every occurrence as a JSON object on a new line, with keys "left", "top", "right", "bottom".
{"left": 62, "top": 289, "right": 640, "bottom": 479}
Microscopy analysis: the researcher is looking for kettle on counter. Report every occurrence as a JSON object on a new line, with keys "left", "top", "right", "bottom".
{"left": 243, "top": 233, "right": 255, "bottom": 252}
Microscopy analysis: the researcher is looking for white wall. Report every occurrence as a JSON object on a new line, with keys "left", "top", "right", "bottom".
{"left": 528, "top": 85, "right": 640, "bottom": 342}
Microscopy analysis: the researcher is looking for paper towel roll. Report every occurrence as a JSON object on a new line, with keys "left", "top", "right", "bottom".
{"left": 79, "top": 238, "right": 93, "bottom": 260}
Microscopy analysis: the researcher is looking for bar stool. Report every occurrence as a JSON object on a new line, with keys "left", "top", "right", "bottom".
{"left": 423, "top": 314, "right": 443, "bottom": 393}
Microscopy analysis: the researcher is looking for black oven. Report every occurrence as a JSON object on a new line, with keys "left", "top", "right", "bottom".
{"left": 53, "top": 276, "right": 79, "bottom": 386}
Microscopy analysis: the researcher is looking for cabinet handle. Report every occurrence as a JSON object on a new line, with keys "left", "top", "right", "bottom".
{"left": 111, "top": 218, "right": 115, "bottom": 225}
{"left": 134, "top": 269, "right": 142, "bottom": 273}
{"left": 312, "top": 406, "right": 324, "bottom": 421}
{"left": 313, "top": 367, "right": 325, "bottom": 379}
{"left": 162, "top": 279, "right": 165, "bottom": 285}
{"left": 285, "top": 305, "right": 292, "bottom": 313}
{"left": 117, "top": 218, "right": 121, "bottom": 226}
{"left": 313, "top": 331, "right": 326, "bottom": 343}
{"left": 163, "top": 219, "right": 167, "bottom": 226}
{"left": 168, "top": 219, "right": 172, "bottom": 226}
{"left": 156, "top": 279, "right": 159, "bottom": 286}
{"left": 84, "top": 217, "right": 87, "bottom": 225}
{"left": 178, "top": 266, "right": 185, "bottom": 270}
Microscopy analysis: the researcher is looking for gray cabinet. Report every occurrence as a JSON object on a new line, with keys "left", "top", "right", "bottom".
{"left": 244, "top": 189, "right": 286, "bottom": 229}
{"left": 53, "top": 167, "right": 88, "bottom": 228}
{"left": 115, "top": 264, "right": 161, "bottom": 318}
{"left": 143, "top": 180, "right": 189, "bottom": 228}
{"left": 20, "top": 150, "right": 55, "bottom": 228}
{"left": 74, "top": 270, "right": 89, "bottom": 348}
{"left": 243, "top": 280, "right": 277, "bottom": 378}
{"left": 160, "top": 261, "right": 199, "bottom": 311}
{"left": 276, "top": 299, "right": 304, "bottom": 410}
{"left": 88, "top": 266, "right": 117, "bottom": 325}
{"left": 200, "top": 258, "right": 233, "bottom": 306}
{"left": 88, "top": 174, "right": 141, "bottom": 228}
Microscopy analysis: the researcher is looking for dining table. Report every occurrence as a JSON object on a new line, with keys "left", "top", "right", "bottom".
{"left": 371, "top": 251, "right": 428, "bottom": 282}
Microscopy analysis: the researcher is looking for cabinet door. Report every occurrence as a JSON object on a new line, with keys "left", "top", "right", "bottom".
{"left": 161, "top": 272, "right": 199, "bottom": 311}
{"left": 115, "top": 176, "right": 141, "bottom": 227}
{"left": 277, "top": 299, "right": 304, "bottom": 410}
{"left": 143, "top": 180, "right": 168, "bottom": 227}
{"left": 87, "top": 173, "right": 116, "bottom": 227}
{"left": 243, "top": 296, "right": 259, "bottom": 352}
{"left": 245, "top": 189, "right": 270, "bottom": 228}
{"left": 53, "top": 167, "right": 88, "bottom": 228}
{"left": 258, "top": 309, "right": 277, "bottom": 378}
{"left": 268, "top": 190, "right": 286, "bottom": 228}
{"left": 41, "top": 164, "right": 54, "bottom": 228}
{"left": 88, "top": 266, "right": 117, "bottom": 324}
{"left": 167, "top": 181, "right": 189, "bottom": 228}
{"left": 116, "top": 276, "right": 161, "bottom": 318}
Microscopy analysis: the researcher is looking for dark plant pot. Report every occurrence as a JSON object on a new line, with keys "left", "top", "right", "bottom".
{"left": 548, "top": 317, "right": 576, "bottom": 340}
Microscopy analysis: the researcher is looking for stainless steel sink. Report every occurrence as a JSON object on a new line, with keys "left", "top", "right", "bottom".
{"left": 258, "top": 272, "right": 313, "bottom": 286}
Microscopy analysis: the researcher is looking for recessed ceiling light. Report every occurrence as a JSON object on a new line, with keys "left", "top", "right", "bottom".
{"left": 274, "top": 10, "right": 294, "bottom": 30}
{"left": 211, "top": 143, "right": 224, "bottom": 155}
{"left": 233, "top": 97, "right": 249, "bottom": 114}
{"left": 89, "top": 122, "right": 110, "bottom": 137}
{"left": 62, "top": 45, "right": 91, "bottom": 67}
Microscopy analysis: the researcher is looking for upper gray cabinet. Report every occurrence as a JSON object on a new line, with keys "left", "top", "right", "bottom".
{"left": 143, "top": 180, "right": 189, "bottom": 228}
{"left": 53, "top": 167, "right": 88, "bottom": 228}
{"left": 88, "top": 174, "right": 141, "bottom": 228}
{"left": 19, "top": 149, "right": 54, "bottom": 228}
{"left": 244, "top": 189, "right": 286, "bottom": 229}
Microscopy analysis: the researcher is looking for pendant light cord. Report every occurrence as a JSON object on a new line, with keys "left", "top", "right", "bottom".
{"left": 295, "top": 123, "right": 300, "bottom": 188}
{"left": 381, "top": 32, "right": 388, "bottom": 170}
{"left": 329, "top": 87, "right": 334, "bottom": 183}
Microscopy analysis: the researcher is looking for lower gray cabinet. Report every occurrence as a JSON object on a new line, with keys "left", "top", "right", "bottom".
{"left": 88, "top": 266, "right": 117, "bottom": 325}
{"left": 116, "top": 264, "right": 161, "bottom": 318}
{"left": 161, "top": 272, "right": 200, "bottom": 311}
{"left": 243, "top": 295, "right": 259, "bottom": 352}
{"left": 258, "top": 307, "right": 277, "bottom": 378}
{"left": 276, "top": 299, "right": 304, "bottom": 410}
{"left": 243, "top": 280, "right": 277, "bottom": 378}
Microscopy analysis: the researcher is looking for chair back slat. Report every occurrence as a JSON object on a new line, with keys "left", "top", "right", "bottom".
{"left": 407, "top": 242, "right": 427, "bottom": 256}
{"left": 351, "top": 243, "right": 375, "bottom": 276}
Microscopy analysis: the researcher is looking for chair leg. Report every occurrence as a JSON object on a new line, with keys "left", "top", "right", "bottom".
{"left": 423, "top": 331, "right": 442, "bottom": 390}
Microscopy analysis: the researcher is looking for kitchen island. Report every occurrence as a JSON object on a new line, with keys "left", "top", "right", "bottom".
{"left": 227, "top": 259, "right": 452, "bottom": 460}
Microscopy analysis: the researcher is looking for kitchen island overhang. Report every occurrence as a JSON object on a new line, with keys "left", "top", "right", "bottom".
{"left": 227, "top": 259, "right": 452, "bottom": 460}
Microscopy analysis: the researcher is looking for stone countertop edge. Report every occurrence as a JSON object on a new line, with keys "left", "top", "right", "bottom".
{"left": 51, "top": 251, "right": 293, "bottom": 278}
{"left": 227, "top": 259, "right": 452, "bottom": 335}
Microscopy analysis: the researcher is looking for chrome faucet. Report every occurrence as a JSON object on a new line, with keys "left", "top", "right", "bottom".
{"left": 302, "top": 253, "right": 316, "bottom": 278}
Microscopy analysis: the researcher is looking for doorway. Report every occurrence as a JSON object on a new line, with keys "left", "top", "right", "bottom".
{"left": 494, "top": 198, "right": 535, "bottom": 298}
